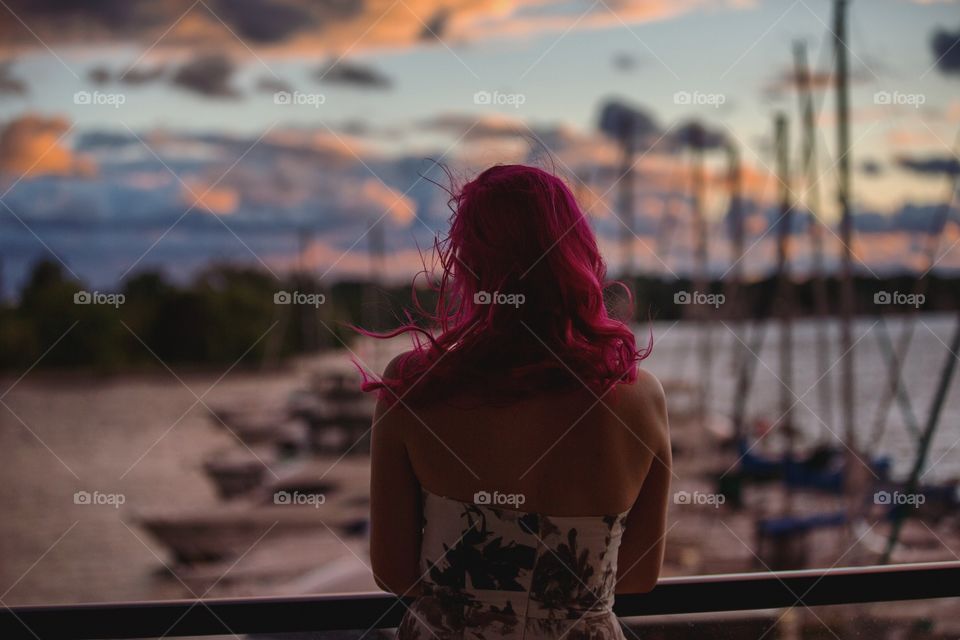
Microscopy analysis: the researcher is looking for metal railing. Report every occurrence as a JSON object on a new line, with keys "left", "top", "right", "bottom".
{"left": 2, "top": 561, "right": 958, "bottom": 639}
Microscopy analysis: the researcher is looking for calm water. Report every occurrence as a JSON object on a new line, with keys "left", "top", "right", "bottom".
{"left": 1, "top": 314, "right": 957, "bottom": 605}
{"left": 643, "top": 312, "right": 960, "bottom": 480}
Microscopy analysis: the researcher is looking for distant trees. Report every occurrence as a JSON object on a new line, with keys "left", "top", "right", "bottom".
{"left": 0, "top": 259, "right": 957, "bottom": 372}
{"left": 0, "top": 260, "right": 412, "bottom": 372}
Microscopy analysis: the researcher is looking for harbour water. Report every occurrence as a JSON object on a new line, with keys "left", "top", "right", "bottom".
{"left": 1, "top": 313, "right": 957, "bottom": 606}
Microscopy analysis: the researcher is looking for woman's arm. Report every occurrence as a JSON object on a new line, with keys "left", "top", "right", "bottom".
{"left": 615, "top": 369, "right": 672, "bottom": 594}
{"left": 368, "top": 355, "right": 423, "bottom": 595}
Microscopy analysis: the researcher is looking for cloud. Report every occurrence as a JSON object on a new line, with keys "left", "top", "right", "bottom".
{"left": 0, "top": 0, "right": 748, "bottom": 57}
{"left": 256, "top": 75, "right": 293, "bottom": 94}
{"left": 763, "top": 69, "right": 836, "bottom": 100}
{"left": 597, "top": 98, "right": 662, "bottom": 144}
{"left": 861, "top": 159, "right": 884, "bottom": 176}
{"left": 896, "top": 154, "right": 960, "bottom": 175}
{"left": 931, "top": 24, "right": 960, "bottom": 75}
{"left": 418, "top": 112, "right": 527, "bottom": 139}
{"left": 762, "top": 64, "right": 872, "bottom": 99}
{"left": 88, "top": 66, "right": 112, "bottom": 85}
{"left": 316, "top": 59, "right": 392, "bottom": 89}
{"left": 118, "top": 63, "right": 167, "bottom": 85}
{"left": 263, "top": 126, "right": 375, "bottom": 162}
{"left": 171, "top": 53, "right": 240, "bottom": 98}
{"left": 612, "top": 52, "right": 642, "bottom": 72}
{"left": 6, "top": 109, "right": 959, "bottom": 292}
{"left": 886, "top": 127, "right": 945, "bottom": 148}
{"left": 669, "top": 120, "right": 728, "bottom": 151}
{"left": 87, "top": 63, "right": 167, "bottom": 86}
{"left": 0, "top": 0, "right": 161, "bottom": 42}
{"left": 211, "top": 0, "right": 315, "bottom": 43}
{"left": 418, "top": 8, "right": 450, "bottom": 41}
{"left": 181, "top": 179, "right": 240, "bottom": 215}
{"left": 0, "top": 60, "right": 27, "bottom": 96}
{"left": 357, "top": 179, "right": 417, "bottom": 226}
{"left": 0, "top": 114, "right": 95, "bottom": 178}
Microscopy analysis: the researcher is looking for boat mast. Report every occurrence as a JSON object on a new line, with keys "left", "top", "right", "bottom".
{"left": 774, "top": 113, "right": 795, "bottom": 458}
{"left": 617, "top": 120, "right": 637, "bottom": 282}
{"left": 690, "top": 125, "right": 711, "bottom": 425}
{"left": 793, "top": 40, "right": 834, "bottom": 429}
{"left": 726, "top": 142, "right": 751, "bottom": 444}
{"left": 833, "top": 0, "right": 858, "bottom": 459}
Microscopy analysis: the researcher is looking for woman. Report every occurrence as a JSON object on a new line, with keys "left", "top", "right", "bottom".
{"left": 360, "top": 165, "right": 671, "bottom": 639}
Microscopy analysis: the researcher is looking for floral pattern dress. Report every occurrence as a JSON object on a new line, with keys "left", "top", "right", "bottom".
{"left": 396, "top": 490, "right": 630, "bottom": 640}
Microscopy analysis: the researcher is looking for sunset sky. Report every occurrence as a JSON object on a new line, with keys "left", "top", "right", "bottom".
{"left": 0, "top": 0, "right": 958, "bottom": 292}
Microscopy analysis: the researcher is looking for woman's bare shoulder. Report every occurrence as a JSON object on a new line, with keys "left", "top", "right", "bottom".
{"left": 371, "top": 351, "right": 418, "bottom": 429}
{"left": 382, "top": 350, "right": 414, "bottom": 378}
{"left": 614, "top": 367, "right": 669, "bottom": 449}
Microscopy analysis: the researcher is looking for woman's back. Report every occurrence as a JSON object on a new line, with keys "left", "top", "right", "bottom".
{"left": 361, "top": 165, "right": 672, "bottom": 639}
{"left": 401, "top": 376, "right": 660, "bottom": 516}
{"left": 370, "top": 365, "right": 671, "bottom": 640}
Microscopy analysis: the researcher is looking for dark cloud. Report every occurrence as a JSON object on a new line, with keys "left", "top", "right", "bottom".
{"left": 0, "top": 60, "right": 27, "bottom": 96}
{"left": 213, "top": 0, "right": 314, "bottom": 43}
{"left": 172, "top": 53, "right": 240, "bottom": 98}
{"left": 853, "top": 203, "right": 958, "bottom": 234}
{"left": 420, "top": 9, "right": 450, "bottom": 41}
{"left": 87, "top": 63, "right": 166, "bottom": 86}
{"left": 612, "top": 52, "right": 641, "bottom": 72}
{"left": 3, "top": 0, "right": 152, "bottom": 29}
{"left": 931, "top": 25, "right": 960, "bottom": 75}
{"left": 860, "top": 159, "right": 884, "bottom": 176}
{"left": 896, "top": 155, "right": 960, "bottom": 176}
{"left": 597, "top": 99, "right": 661, "bottom": 142}
{"left": 75, "top": 131, "right": 138, "bottom": 151}
{"left": 339, "top": 120, "right": 372, "bottom": 137}
{"left": 0, "top": 0, "right": 361, "bottom": 50}
{"left": 670, "top": 120, "right": 727, "bottom": 151}
{"left": 316, "top": 59, "right": 392, "bottom": 90}
{"left": 88, "top": 66, "right": 111, "bottom": 85}
{"left": 118, "top": 63, "right": 167, "bottom": 85}
{"left": 256, "top": 75, "right": 293, "bottom": 94}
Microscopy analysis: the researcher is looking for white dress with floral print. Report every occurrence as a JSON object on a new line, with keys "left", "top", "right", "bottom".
{"left": 396, "top": 490, "right": 630, "bottom": 640}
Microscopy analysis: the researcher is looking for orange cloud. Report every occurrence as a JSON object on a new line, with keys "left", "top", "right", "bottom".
{"left": 276, "top": 237, "right": 432, "bottom": 282}
{"left": 886, "top": 127, "right": 946, "bottom": 149}
{"left": 181, "top": 179, "right": 240, "bottom": 215}
{"left": 359, "top": 179, "right": 417, "bottom": 226}
{"left": 0, "top": 0, "right": 750, "bottom": 58}
{"left": 0, "top": 113, "right": 95, "bottom": 178}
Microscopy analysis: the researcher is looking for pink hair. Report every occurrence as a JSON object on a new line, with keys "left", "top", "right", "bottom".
{"left": 355, "top": 164, "right": 650, "bottom": 406}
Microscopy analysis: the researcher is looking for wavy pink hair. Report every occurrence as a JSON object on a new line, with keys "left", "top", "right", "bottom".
{"left": 355, "top": 164, "right": 649, "bottom": 406}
